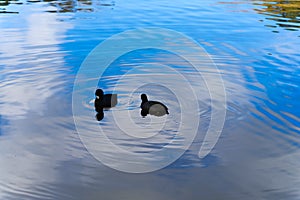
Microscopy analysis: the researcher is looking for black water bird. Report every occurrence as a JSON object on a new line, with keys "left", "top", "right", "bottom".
{"left": 94, "top": 89, "right": 117, "bottom": 121}
{"left": 94, "top": 89, "right": 117, "bottom": 110}
{"left": 140, "top": 94, "right": 169, "bottom": 117}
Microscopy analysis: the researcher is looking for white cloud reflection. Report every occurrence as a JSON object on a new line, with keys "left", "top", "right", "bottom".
{"left": 0, "top": 7, "right": 74, "bottom": 199}
{"left": 0, "top": 11, "right": 72, "bottom": 119}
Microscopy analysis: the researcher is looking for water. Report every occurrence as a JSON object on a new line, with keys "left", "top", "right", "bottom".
{"left": 1, "top": 0, "right": 300, "bottom": 199}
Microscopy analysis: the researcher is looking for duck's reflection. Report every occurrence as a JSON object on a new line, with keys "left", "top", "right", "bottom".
{"left": 95, "top": 110, "right": 104, "bottom": 121}
{"left": 94, "top": 89, "right": 117, "bottom": 121}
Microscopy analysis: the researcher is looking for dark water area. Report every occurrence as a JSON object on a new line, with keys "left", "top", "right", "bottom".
{"left": 0, "top": 0, "right": 300, "bottom": 199}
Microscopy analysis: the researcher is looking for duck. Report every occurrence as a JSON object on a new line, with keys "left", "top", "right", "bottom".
{"left": 94, "top": 89, "right": 117, "bottom": 111}
{"left": 140, "top": 94, "right": 169, "bottom": 117}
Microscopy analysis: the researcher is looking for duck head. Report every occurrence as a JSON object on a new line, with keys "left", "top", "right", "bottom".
{"left": 141, "top": 94, "right": 148, "bottom": 102}
{"left": 95, "top": 89, "right": 104, "bottom": 100}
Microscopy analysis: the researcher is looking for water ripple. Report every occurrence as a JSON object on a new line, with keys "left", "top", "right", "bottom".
{"left": 1, "top": 0, "right": 300, "bottom": 199}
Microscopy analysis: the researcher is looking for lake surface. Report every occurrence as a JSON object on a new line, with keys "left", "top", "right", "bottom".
{"left": 1, "top": 0, "right": 300, "bottom": 199}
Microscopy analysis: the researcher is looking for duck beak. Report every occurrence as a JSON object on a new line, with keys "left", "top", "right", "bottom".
{"left": 96, "top": 96, "right": 99, "bottom": 99}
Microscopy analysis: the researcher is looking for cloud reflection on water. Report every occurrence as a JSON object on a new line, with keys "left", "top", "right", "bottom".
{"left": 0, "top": 11, "right": 72, "bottom": 119}
{"left": 0, "top": 7, "right": 75, "bottom": 199}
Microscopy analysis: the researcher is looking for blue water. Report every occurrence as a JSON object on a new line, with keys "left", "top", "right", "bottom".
{"left": 1, "top": 0, "right": 300, "bottom": 199}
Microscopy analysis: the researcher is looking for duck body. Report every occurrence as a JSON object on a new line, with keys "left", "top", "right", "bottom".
{"left": 95, "top": 94, "right": 117, "bottom": 108}
{"left": 140, "top": 94, "right": 169, "bottom": 117}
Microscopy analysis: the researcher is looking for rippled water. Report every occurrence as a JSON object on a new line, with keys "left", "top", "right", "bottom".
{"left": 1, "top": 0, "right": 300, "bottom": 199}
